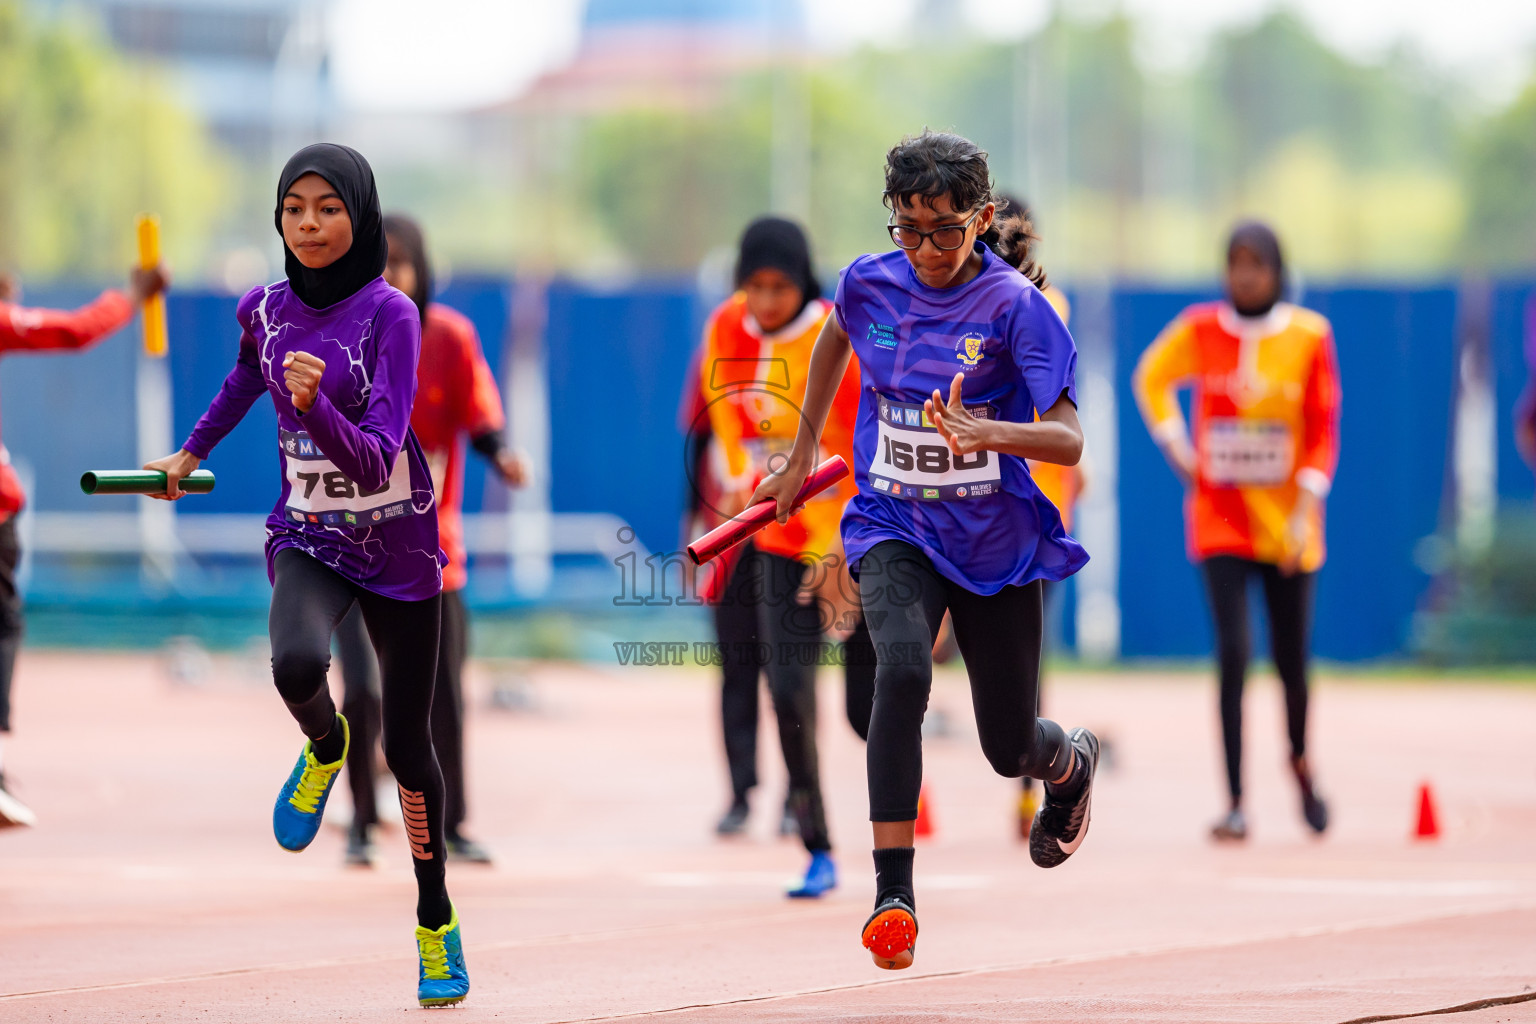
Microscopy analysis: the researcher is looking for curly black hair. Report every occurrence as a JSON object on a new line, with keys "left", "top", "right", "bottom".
{"left": 883, "top": 130, "right": 1048, "bottom": 289}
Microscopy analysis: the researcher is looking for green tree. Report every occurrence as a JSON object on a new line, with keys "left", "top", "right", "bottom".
{"left": 0, "top": 1, "right": 230, "bottom": 282}
{"left": 1463, "top": 78, "right": 1536, "bottom": 269}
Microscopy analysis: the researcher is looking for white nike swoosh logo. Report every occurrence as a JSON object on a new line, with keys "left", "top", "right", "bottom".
{"left": 1055, "top": 795, "right": 1092, "bottom": 855}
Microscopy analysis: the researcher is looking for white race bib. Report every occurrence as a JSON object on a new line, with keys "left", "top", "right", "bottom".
{"left": 1201, "top": 418, "right": 1294, "bottom": 487}
{"left": 280, "top": 429, "right": 416, "bottom": 528}
{"left": 868, "top": 395, "right": 1003, "bottom": 500}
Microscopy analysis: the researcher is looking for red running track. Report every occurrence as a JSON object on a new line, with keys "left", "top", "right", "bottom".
{"left": 0, "top": 651, "right": 1533, "bottom": 1022}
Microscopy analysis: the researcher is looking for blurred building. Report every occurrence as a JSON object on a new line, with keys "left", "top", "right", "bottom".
{"left": 29, "top": 0, "right": 333, "bottom": 159}
{"left": 515, "top": 0, "right": 808, "bottom": 115}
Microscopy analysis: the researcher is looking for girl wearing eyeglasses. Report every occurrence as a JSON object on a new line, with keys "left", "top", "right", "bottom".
{"left": 750, "top": 130, "right": 1098, "bottom": 971}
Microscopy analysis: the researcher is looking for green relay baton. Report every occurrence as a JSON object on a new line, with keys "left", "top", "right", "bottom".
{"left": 80, "top": 470, "right": 216, "bottom": 496}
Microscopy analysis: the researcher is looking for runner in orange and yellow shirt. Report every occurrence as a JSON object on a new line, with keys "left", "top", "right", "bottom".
{"left": 1134, "top": 221, "right": 1339, "bottom": 843}
{"left": 698, "top": 217, "right": 871, "bottom": 899}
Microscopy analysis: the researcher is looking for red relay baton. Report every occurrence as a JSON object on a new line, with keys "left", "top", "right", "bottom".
{"left": 687, "top": 456, "right": 849, "bottom": 566}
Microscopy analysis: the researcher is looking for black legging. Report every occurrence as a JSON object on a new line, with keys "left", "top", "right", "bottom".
{"left": 1200, "top": 555, "right": 1316, "bottom": 804}
{"left": 859, "top": 540, "right": 1073, "bottom": 822}
{"left": 337, "top": 589, "right": 470, "bottom": 835}
{"left": 0, "top": 518, "right": 23, "bottom": 735}
{"left": 269, "top": 548, "right": 448, "bottom": 922}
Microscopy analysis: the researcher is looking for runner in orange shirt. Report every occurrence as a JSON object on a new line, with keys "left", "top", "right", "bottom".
{"left": 334, "top": 214, "right": 527, "bottom": 867}
{"left": 0, "top": 264, "right": 168, "bottom": 829}
{"left": 697, "top": 217, "right": 870, "bottom": 898}
{"left": 1133, "top": 221, "right": 1340, "bottom": 841}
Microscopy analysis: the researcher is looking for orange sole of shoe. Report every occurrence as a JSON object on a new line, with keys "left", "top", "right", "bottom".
{"left": 861, "top": 907, "right": 917, "bottom": 970}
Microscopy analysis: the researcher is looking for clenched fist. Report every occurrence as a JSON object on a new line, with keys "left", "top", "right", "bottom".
{"left": 283, "top": 351, "right": 325, "bottom": 414}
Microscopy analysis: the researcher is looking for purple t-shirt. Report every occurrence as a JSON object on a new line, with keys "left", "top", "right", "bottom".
{"left": 184, "top": 277, "right": 445, "bottom": 601}
{"left": 834, "top": 244, "right": 1089, "bottom": 595}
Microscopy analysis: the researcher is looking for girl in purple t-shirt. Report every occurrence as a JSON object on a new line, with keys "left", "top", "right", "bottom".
{"left": 144, "top": 144, "right": 467, "bottom": 1008}
{"left": 752, "top": 130, "right": 1099, "bottom": 972}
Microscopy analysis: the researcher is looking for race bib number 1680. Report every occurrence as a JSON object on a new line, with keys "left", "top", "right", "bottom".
{"left": 868, "top": 395, "right": 1003, "bottom": 501}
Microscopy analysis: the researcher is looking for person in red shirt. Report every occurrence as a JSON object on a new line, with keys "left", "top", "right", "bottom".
{"left": 0, "top": 264, "right": 168, "bottom": 828}
{"left": 333, "top": 215, "right": 526, "bottom": 866}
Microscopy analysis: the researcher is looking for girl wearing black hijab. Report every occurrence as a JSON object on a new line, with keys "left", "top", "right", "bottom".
{"left": 1134, "top": 221, "right": 1342, "bottom": 842}
{"left": 144, "top": 144, "right": 470, "bottom": 1007}
{"left": 689, "top": 216, "right": 871, "bottom": 898}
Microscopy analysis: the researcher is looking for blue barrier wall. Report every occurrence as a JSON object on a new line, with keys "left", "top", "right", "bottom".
{"left": 1116, "top": 286, "right": 1458, "bottom": 661}
{"left": 544, "top": 280, "right": 703, "bottom": 556}
{"left": 1491, "top": 283, "right": 1535, "bottom": 505}
{"left": 1114, "top": 287, "right": 1214, "bottom": 659}
{"left": 0, "top": 278, "right": 1506, "bottom": 658}
{"left": 1, "top": 286, "right": 140, "bottom": 515}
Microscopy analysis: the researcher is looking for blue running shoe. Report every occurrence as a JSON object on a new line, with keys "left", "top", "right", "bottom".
{"left": 271, "top": 715, "right": 349, "bottom": 852}
{"left": 786, "top": 850, "right": 837, "bottom": 899}
{"left": 417, "top": 906, "right": 470, "bottom": 1007}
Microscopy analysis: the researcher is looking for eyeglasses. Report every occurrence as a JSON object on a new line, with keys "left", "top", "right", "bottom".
{"left": 887, "top": 207, "right": 984, "bottom": 252}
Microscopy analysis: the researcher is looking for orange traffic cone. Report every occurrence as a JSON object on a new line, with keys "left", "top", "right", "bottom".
{"left": 914, "top": 785, "right": 935, "bottom": 839}
{"left": 1413, "top": 782, "right": 1440, "bottom": 840}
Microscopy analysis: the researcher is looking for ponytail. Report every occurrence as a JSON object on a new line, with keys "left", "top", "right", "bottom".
{"left": 984, "top": 198, "right": 1048, "bottom": 291}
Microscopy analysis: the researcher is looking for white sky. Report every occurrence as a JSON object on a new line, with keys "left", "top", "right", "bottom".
{"left": 331, "top": 0, "right": 1536, "bottom": 112}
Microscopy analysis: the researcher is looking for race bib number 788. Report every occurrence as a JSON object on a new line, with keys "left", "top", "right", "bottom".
{"left": 280, "top": 429, "right": 416, "bottom": 528}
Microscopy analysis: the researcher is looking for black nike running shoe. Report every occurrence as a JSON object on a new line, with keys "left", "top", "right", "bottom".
{"left": 1029, "top": 727, "right": 1099, "bottom": 869}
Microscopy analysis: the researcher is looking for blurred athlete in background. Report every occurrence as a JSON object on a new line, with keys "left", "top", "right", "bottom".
{"left": 335, "top": 213, "right": 527, "bottom": 868}
{"left": 690, "top": 216, "right": 874, "bottom": 898}
{"left": 1134, "top": 221, "right": 1340, "bottom": 842}
{"left": 0, "top": 262, "right": 169, "bottom": 828}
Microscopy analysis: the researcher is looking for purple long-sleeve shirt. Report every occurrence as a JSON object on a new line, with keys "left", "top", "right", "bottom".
{"left": 184, "top": 277, "right": 445, "bottom": 601}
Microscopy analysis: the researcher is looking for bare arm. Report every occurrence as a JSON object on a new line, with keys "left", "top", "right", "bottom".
{"left": 747, "top": 314, "right": 853, "bottom": 521}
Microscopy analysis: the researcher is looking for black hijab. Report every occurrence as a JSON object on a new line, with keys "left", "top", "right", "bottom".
{"left": 734, "top": 217, "right": 821, "bottom": 319}
{"left": 1226, "top": 220, "right": 1285, "bottom": 317}
{"left": 275, "top": 143, "right": 386, "bottom": 310}
{"left": 382, "top": 213, "right": 432, "bottom": 320}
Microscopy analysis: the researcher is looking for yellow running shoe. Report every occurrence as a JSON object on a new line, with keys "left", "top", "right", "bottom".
{"left": 417, "top": 906, "right": 470, "bottom": 1007}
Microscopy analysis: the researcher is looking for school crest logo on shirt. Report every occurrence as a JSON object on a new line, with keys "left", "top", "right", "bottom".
{"left": 956, "top": 333, "right": 986, "bottom": 369}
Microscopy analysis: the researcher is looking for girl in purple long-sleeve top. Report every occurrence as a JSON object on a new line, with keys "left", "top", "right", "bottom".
{"left": 144, "top": 144, "right": 468, "bottom": 1008}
